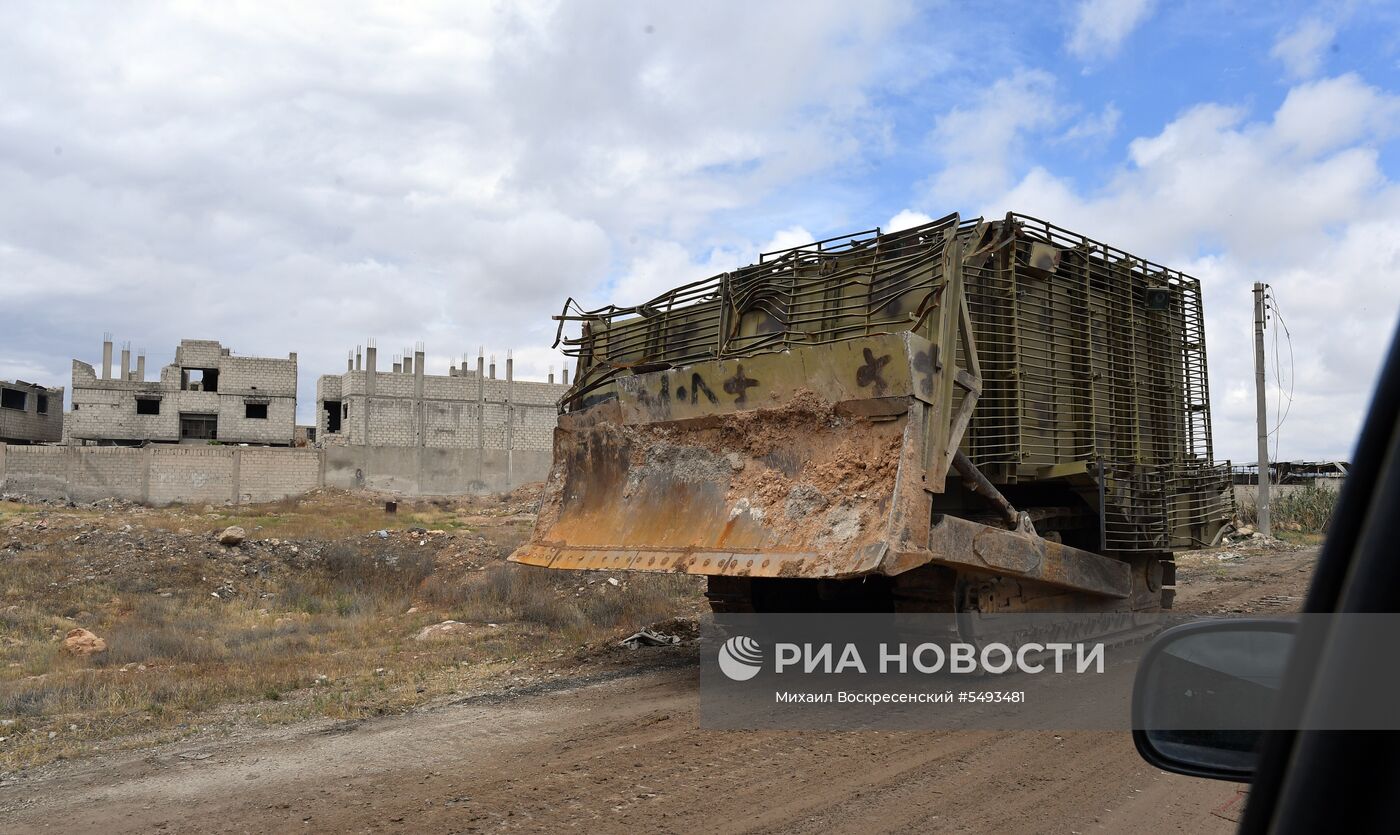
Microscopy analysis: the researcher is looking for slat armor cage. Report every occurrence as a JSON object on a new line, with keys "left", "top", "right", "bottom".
{"left": 553, "top": 212, "right": 1232, "bottom": 555}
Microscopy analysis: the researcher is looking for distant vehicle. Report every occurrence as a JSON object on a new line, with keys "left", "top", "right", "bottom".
{"left": 1132, "top": 317, "right": 1400, "bottom": 833}
{"left": 512, "top": 212, "right": 1233, "bottom": 626}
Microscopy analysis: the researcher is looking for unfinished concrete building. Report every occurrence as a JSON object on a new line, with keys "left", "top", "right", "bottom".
{"left": 0, "top": 380, "right": 64, "bottom": 443}
{"left": 316, "top": 343, "right": 568, "bottom": 492}
{"left": 70, "top": 338, "right": 298, "bottom": 446}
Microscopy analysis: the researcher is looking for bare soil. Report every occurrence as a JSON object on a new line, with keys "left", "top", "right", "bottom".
{"left": 0, "top": 489, "right": 702, "bottom": 772}
{"left": 0, "top": 542, "right": 1316, "bottom": 833}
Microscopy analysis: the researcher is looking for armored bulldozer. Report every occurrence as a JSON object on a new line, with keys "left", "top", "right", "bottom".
{"left": 510, "top": 212, "right": 1233, "bottom": 615}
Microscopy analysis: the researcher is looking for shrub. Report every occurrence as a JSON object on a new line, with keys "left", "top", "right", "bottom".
{"left": 279, "top": 542, "right": 435, "bottom": 616}
{"left": 96, "top": 621, "right": 230, "bottom": 666}
{"left": 321, "top": 543, "right": 434, "bottom": 596}
{"left": 1237, "top": 484, "right": 1339, "bottom": 532}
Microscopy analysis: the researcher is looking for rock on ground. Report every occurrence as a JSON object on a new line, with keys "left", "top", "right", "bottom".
{"left": 63, "top": 627, "right": 107, "bottom": 655}
{"left": 218, "top": 526, "right": 246, "bottom": 546}
{"left": 414, "top": 620, "right": 471, "bottom": 642}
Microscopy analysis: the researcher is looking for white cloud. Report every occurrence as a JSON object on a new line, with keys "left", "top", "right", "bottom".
{"left": 0, "top": 1, "right": 915, "bottom": 417}
{"left": 1273, "top": 74, "right": 1400, "bottom": 157}
{"left": 608, "top": 225, "right": 817, "bottom": 308}
{"left": 762, "top": 226, "right": 817, "bottom": 254}
{"left": 1067, "top": 0, "right": 1156, "bottom": 61}
{"left": 610, "top": 241, "right": 739, "bottom": 307}
{"left": 928, "top": 70, "right": 1059, "bottom": 204}
{"left": 988, "top": 74, "right": 1400, "bottom": 461}
{"left": 1058, "top": 103, "right": 1121, "bottom": 145}
{"left": 886, "top": 210, "right": 934, "bottom": 232}
{"left": 1271, "top": 18, "right": 1336, "bottom": 80}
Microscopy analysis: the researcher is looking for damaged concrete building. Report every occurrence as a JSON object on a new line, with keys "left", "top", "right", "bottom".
{"left": 316, "top": 343, "right": 568, "bottom": 493}
{"left": 69, "top": 337, "right": 298, "bottom": 446}
{"left": 0, "top": 379, "right": 64, "bottom": 444}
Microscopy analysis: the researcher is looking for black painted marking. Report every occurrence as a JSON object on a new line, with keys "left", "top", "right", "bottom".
{"left": 912, "top": 347, "right": 937, "bottom": 398}
{"left": 723, "top": 365, "right": 759, "bottom": 405}
{"left": 634, "top": 374, "right": 672, "bottom": 418}
{"left": 690, "top": 373, "right": 719, "bottom": 405}
{"left": 856, "top": 348, "right": 892, "bottom": 396}
{"left": 579, "top": 391, "right": 621, "bottom": 410}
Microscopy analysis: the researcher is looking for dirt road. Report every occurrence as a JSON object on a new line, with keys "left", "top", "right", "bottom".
{"left": 0, "top": 545, "right": 1314, "bottom": 833}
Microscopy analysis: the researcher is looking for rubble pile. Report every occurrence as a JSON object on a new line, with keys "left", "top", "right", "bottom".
{"left": 1212, "top": 522, "right": 1305, "bottom": 555}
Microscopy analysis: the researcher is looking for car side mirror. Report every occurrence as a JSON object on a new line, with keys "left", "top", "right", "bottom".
{"left": 1132, "top": 619, "right": 1296, "bottom": 782}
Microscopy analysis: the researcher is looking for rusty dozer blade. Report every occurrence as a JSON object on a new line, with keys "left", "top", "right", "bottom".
{"left": 510, "top": 332, "right": 1131, "bottom": 600}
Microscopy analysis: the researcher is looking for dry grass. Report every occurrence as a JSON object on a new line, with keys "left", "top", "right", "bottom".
{"left": 135, "top": 491, "right": 526, "bottom": 541}
{"left": 0, "top": 491, "right": 703, "bottom": 772}
{"left": 15, "top": 489, "right": 539, "bottom": 550}
{"left": 424, "top": 563, "right": 699, "bottom": 638}
{"left": 0, "top": 500, "right": 39, "bottom": 522}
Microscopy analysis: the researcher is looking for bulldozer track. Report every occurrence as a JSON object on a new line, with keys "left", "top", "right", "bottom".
{"left": 705, "top": 565, "right": 1168, "bottom": 656}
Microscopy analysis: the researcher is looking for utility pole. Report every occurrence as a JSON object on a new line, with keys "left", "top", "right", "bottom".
{"left": 1253, "top": 282, "right": 1271, "bottom": 538}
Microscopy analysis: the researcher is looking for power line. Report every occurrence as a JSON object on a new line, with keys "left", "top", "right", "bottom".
{"left": 1264, "top": 288, "right": 1295, "bottom": 465}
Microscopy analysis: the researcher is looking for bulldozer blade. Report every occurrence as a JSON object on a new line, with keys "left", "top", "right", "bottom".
{"left": 511, "top": 333, "right": 936, "bottom": 580}
{"left": 511, "top": 332, "right": 1133, "bottom": 600}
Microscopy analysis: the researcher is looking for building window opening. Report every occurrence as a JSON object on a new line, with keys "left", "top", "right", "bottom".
{"left": 136, "top": 397, "right": 160, "bottom": 415}
{"left": 181, "top": 368, "right": 219, "bottom": 392}
{"left": 180, "top": 413, "right": 218, "bottom": 440}
{"left": 37, "top": 394, "right": 49, "bottom": 414}
{"left": 0, "top": 389, "right": 26, "bottom": 411}
{"left": 324, "top": 400, "right": 342, "bottom": 433}
{"left": 245, "top": 402, "right": 269, "bottom": 419}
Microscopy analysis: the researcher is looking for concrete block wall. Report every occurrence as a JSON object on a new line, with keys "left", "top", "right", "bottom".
{"left": 0, "top": 443, "right": 321, "bottom": 506}
{"left": 315, "top": 375, "right": 343, "bottom": 441}
{"left": 216, "top": 395, "right": 297, "bottom": 445}
{"left": 424, "top": 401, "right": 478, "bottom": 449}
{"left": 508, "top": 379, "right": 563, "bottom": 405}
{"left": 218, "top": 355, "right": 297, "bottom": 397}
{"left": 234, "top": 448, "right": 322, "bottom": 503}
{"left": 0, "top": 439, "right": 543, "bottom": 503}
{"left": 0, "top": 382, "right": 64, "bottom": 443}
{"left": 156, "top": 364, "right": 183, "bottom": 387}
{"left": 322, "top": 445, "right": 553, "bottom": 496}
{"left": 421, "top": 375, "right": 474, "bottom": 400}
{"left": 1233, "top": 480, "right": 1344, "bottom": 508}
{"left": 371, "top": 374, "right": 417, "bottom": 399}
{"left": 366, "top": 399, "right": 415, "bottom": 446}
{"left": 174, "top": 340, "right": 225, "bottom": 367}
{"left": 314, "top": 354, "right": 566, "bottom": 455}
{"left": 341, "top": 402, "right": 362, "bottom": 445}
{"left": 69, "top": 361, "right": 181, "bottom": 441}
{"left": 0, "top": 444, "right": 70, "bottom": 497}
{"left": 68, "top": 447, "right": 147, "bottom": 502}
{"left": 1, "top": 445, "right": 146, "bottom": 503}
{"left": 514, "top": 404, "right": 557, "bottom": 450}
{"left": 317, "top": 375, "right": 343, "bottom": 401}
{"left": 310, "top": 345, "right": 564, "bottom": 495}
{"left": 478, "top": 403, "right": 506, "bottom": 449}
{"left": 145, "top": 447, "right": 235, "bottom": 505}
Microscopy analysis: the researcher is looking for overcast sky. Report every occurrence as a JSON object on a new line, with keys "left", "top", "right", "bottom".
{"left": 2, "top": 1, "right": 1397, "bottom": 463}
